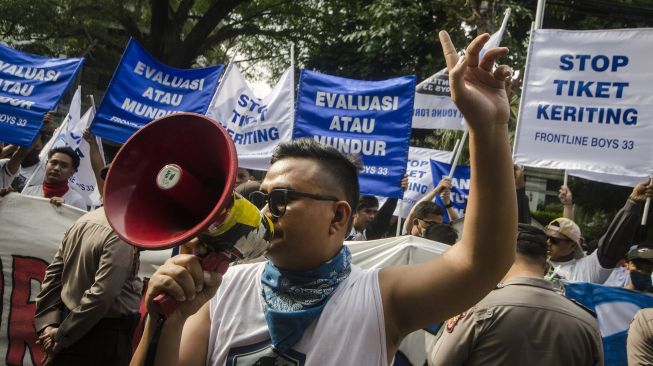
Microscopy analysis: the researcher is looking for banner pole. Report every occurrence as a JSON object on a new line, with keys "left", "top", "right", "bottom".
{"left": 448, "top": 129, "right": 468, "bottom": 178}
{"left": 643, "top": 175, "right": 652, "bottom": 226}
{"left": 396, "top": 200, "right": 403, "bottom": 236}
{"left": 563, "top": 170, "right": 568, "bottom": 187}
{"left": 89, "top": 95, "right": 96, "bottom": 110}
{"left": 534, "top": 0, "right": 546, "bottom": 30}
{"left": 450, "top": 138, "right": 461, "bottom": 164}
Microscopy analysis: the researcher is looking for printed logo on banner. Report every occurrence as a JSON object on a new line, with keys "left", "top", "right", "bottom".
{"left": 0, "top": 44, "right": 83, "bottom": 146}
{"left": 514, "top": 29, "right": 653, "bottom": 176}
{"left": 430, "top": 160, "right": 470, "bottom": 219}
{"left": 294, "top": 69, "right": 415, "bottom": 198}
{"left": 207, "top": 64, "right": 294, "bottom": 170}
{"left": 90, "top": 38, "right": 224, "bottom": 143}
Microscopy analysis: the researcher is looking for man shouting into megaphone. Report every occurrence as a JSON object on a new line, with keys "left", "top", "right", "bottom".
{"left": 131, "top": 31, "right": 517, "bottom": 366}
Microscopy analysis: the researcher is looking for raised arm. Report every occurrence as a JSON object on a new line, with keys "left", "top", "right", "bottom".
{"left": 380, "top": 32, "right": 516, "bottom": 355}
{"left": 559, "top": 185, "right": 574, "bottom": 220}
{"left": 367, "top": 175, "right": 408, "bottom": 239}
{"left": 440, "top": 186, "right": 459, "bottom": 221}
{"left": 596, "top": 178, "right": 652, "bottom": 268}
{"left": 83, "top": 129, "right": 105, "bottom": 197}
{"left": 403, "top": 177, "right": 451, "bottom": 234}
{"left": 515, "top": 165, "right": 531, "bottom": 224}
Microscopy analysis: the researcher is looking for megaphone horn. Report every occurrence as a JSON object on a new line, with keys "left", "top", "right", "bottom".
{"left": 104, "top": 113, "right": 273, "bottom": 315}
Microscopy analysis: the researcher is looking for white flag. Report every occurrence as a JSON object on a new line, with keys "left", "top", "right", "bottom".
{"left": 207, "top": 63, "right": 294, "bottom": 170}
{"left": 64, "top": 106, "right": 102, "bottom": 207}
{"left": 412, "top": 8, "right": 511, "bottom": 130}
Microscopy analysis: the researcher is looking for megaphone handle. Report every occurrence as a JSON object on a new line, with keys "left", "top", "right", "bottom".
{"left": 153, "top": 251, "right": 232, "bottom": 316}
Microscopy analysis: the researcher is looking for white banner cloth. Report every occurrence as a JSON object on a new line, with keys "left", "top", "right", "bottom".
{"left": 514, "top": 29, "right": 653, "bottom": 176}
{"left": 207, "top": 64, "right": 294, "bottom": 170}
{"left": 0, "top": 194, "right": 169, "bottom": 365}
{"left": 393, "top": 147, "right": 453, "bottom": 219}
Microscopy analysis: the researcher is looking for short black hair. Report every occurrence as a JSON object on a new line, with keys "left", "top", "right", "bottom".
{"left": 271, "top": 138, "right": 359, "bottom": 211}
{"left": 424, "top": 223, "right": 458, "bottom": 245}
{"left": 516, "top": 224, "right": 548, "bottom": 262}
{"left": 413, "top": 201, "right": 443, "bottom": 219}
{"left": 48, "top": 146, "right": 80, "bottom": 170}
{"left": 357, "top": 195, "right": 378, "bottom": 211}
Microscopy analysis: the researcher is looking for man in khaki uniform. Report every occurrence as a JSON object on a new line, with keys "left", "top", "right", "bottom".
{"left": 628, "top": 308, "right": 653, "bottom": 365}
{"left": 34, "top": 207, "right": 142, "bottom": 365}
{"left": 428, "top": 224, "right": 603, "bottom": 366}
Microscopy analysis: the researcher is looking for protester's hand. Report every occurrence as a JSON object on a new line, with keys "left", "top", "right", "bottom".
{"left": 435, "top": 177, "right": 453, "bottom": 192}
{"left": 83, "top": 128, "right": 97, "bottom": 146}
{"left": 514, "top": 165, "right": 525, "bottom": 189}
{"left": 400, "top": 174, "right": 409, "bottom": 192}
{"left": 42, "top": 342, "right": 62, "bottom": 366}
{"left": 630, "top": 178, "right": 653, "bottom": 203}
{"left": 145, "top": 253, "right": 222, "bottom": 321}
{"left": 49, "top": 197, "right": 64, "bottom": 206}
{"left": 42, "top": 111, "right": 54, "bottom": 125}
{"left": 558, "top": 186, "right": 573, "bottom": 206}
{"left": 439, "top": 31, "right": 511, "bottom": 129}
{"left": 0, "top": 187, "right": 13, "bottom": 197}
{"left": 441, "top": 188, "right": 452, "bottom": 204}
{"left": 36, "top": 326, "right": 59, "bottom": 352}
{"left": 40, "top": 111, "right": 56, "bottom": 136}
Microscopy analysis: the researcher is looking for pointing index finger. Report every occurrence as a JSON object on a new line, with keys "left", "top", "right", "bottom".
{"left": 439, "top": 31, "right": 459, "bottom": 71}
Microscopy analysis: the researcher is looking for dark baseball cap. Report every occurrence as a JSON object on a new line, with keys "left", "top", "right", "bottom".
{"left": 627, "top": 244, "right": 653, "bottom": 261}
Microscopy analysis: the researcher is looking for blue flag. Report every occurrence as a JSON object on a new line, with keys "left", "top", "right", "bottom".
{"left": 430, "top": 160, "right": 470, "bottom": 221}
{"left": 564, "top": 282, "right": 653, "bottom": 366}
{"left": 294, "top": 70, "right": 415, "bottom": 198}
{"left": 0, "top": 45, "right": 83, "bottom": 146}
{"left": 91, "top": 38, "right": 224, "bottom": 143}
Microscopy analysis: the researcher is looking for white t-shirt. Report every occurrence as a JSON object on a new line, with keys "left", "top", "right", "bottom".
{"left": 207, "top": 261, "right": 388, "bottom": 366}
{"left": 550, "top": 251, "right": 613, "bottom": 284}
{"left": 0, "top": 159, "right": 17, "bottom": 189}
{"left": 22, "top": 184, "right": 87, "bottom": 211}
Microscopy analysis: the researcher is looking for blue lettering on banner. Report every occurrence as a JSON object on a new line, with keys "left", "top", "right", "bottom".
{"left": 90, "top": 38, "right": 223, "bottom": 143}
{"left": 534, "top": 53, "right": 638, "bottom": 126}
{"left": 294, "top": 69, "right": 415, "bottom": 198}
{"left": 0, "top": 45, "right": 83, "bottom": 146}
{"left": 430, "top": 160, "right": 470, "bottom": 220}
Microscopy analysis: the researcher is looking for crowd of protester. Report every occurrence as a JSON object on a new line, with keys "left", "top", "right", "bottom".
{"left": 1, "top": 32, "right": 653, "bottom": 366}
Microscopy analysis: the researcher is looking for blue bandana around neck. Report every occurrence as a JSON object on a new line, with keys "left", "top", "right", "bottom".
{"left": 260, "top": 245, "right": 352, "bottom": 354}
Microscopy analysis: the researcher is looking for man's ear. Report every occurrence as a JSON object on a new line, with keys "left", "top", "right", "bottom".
{"left": 331, "top": 201, "right": 352, "bottom": 233}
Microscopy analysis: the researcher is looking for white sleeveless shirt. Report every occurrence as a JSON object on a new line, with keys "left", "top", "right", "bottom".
{"left": 206, "top": 262, "right": 388, "bottom": 366}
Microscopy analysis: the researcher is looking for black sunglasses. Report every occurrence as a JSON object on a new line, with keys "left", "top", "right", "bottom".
{"left": 249, "top": 189, "right": 339, "bottom": 218}
{"left": 547, "top": 236, "right": 569, "bottom": 245}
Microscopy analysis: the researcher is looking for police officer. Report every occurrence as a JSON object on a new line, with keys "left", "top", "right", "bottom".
{"left": 428, "top": 224, "right": 603, "bottom": 366}
{"left": 628, "top": 308, "right": 653, "bottom": 365}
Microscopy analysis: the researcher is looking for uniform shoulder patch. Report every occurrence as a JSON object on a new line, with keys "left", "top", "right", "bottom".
{"left": 446, "top": 311, "right": 467, "bottom": 333}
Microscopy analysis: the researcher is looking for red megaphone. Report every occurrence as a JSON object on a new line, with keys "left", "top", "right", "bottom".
{"left": 104, "top": 113, "right": 272, "bottom": 315}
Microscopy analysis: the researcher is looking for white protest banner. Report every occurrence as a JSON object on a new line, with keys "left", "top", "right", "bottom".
{"left": 0, "top": 194, "right": 169, "bottom": 366}
{"left": 393, "top": 147, "right": 453, "bottom": 219}
{"left": 412, "top": 9, "right": 510, "bottom": 131}
{"left": 412, "top": 68, "right": 464, "bottom": 130}
{"left": 514, "top": 29, "right": 653, "bottom": 176}
{"left": 207, "top": 64, "right": 294, "bottom": 170}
